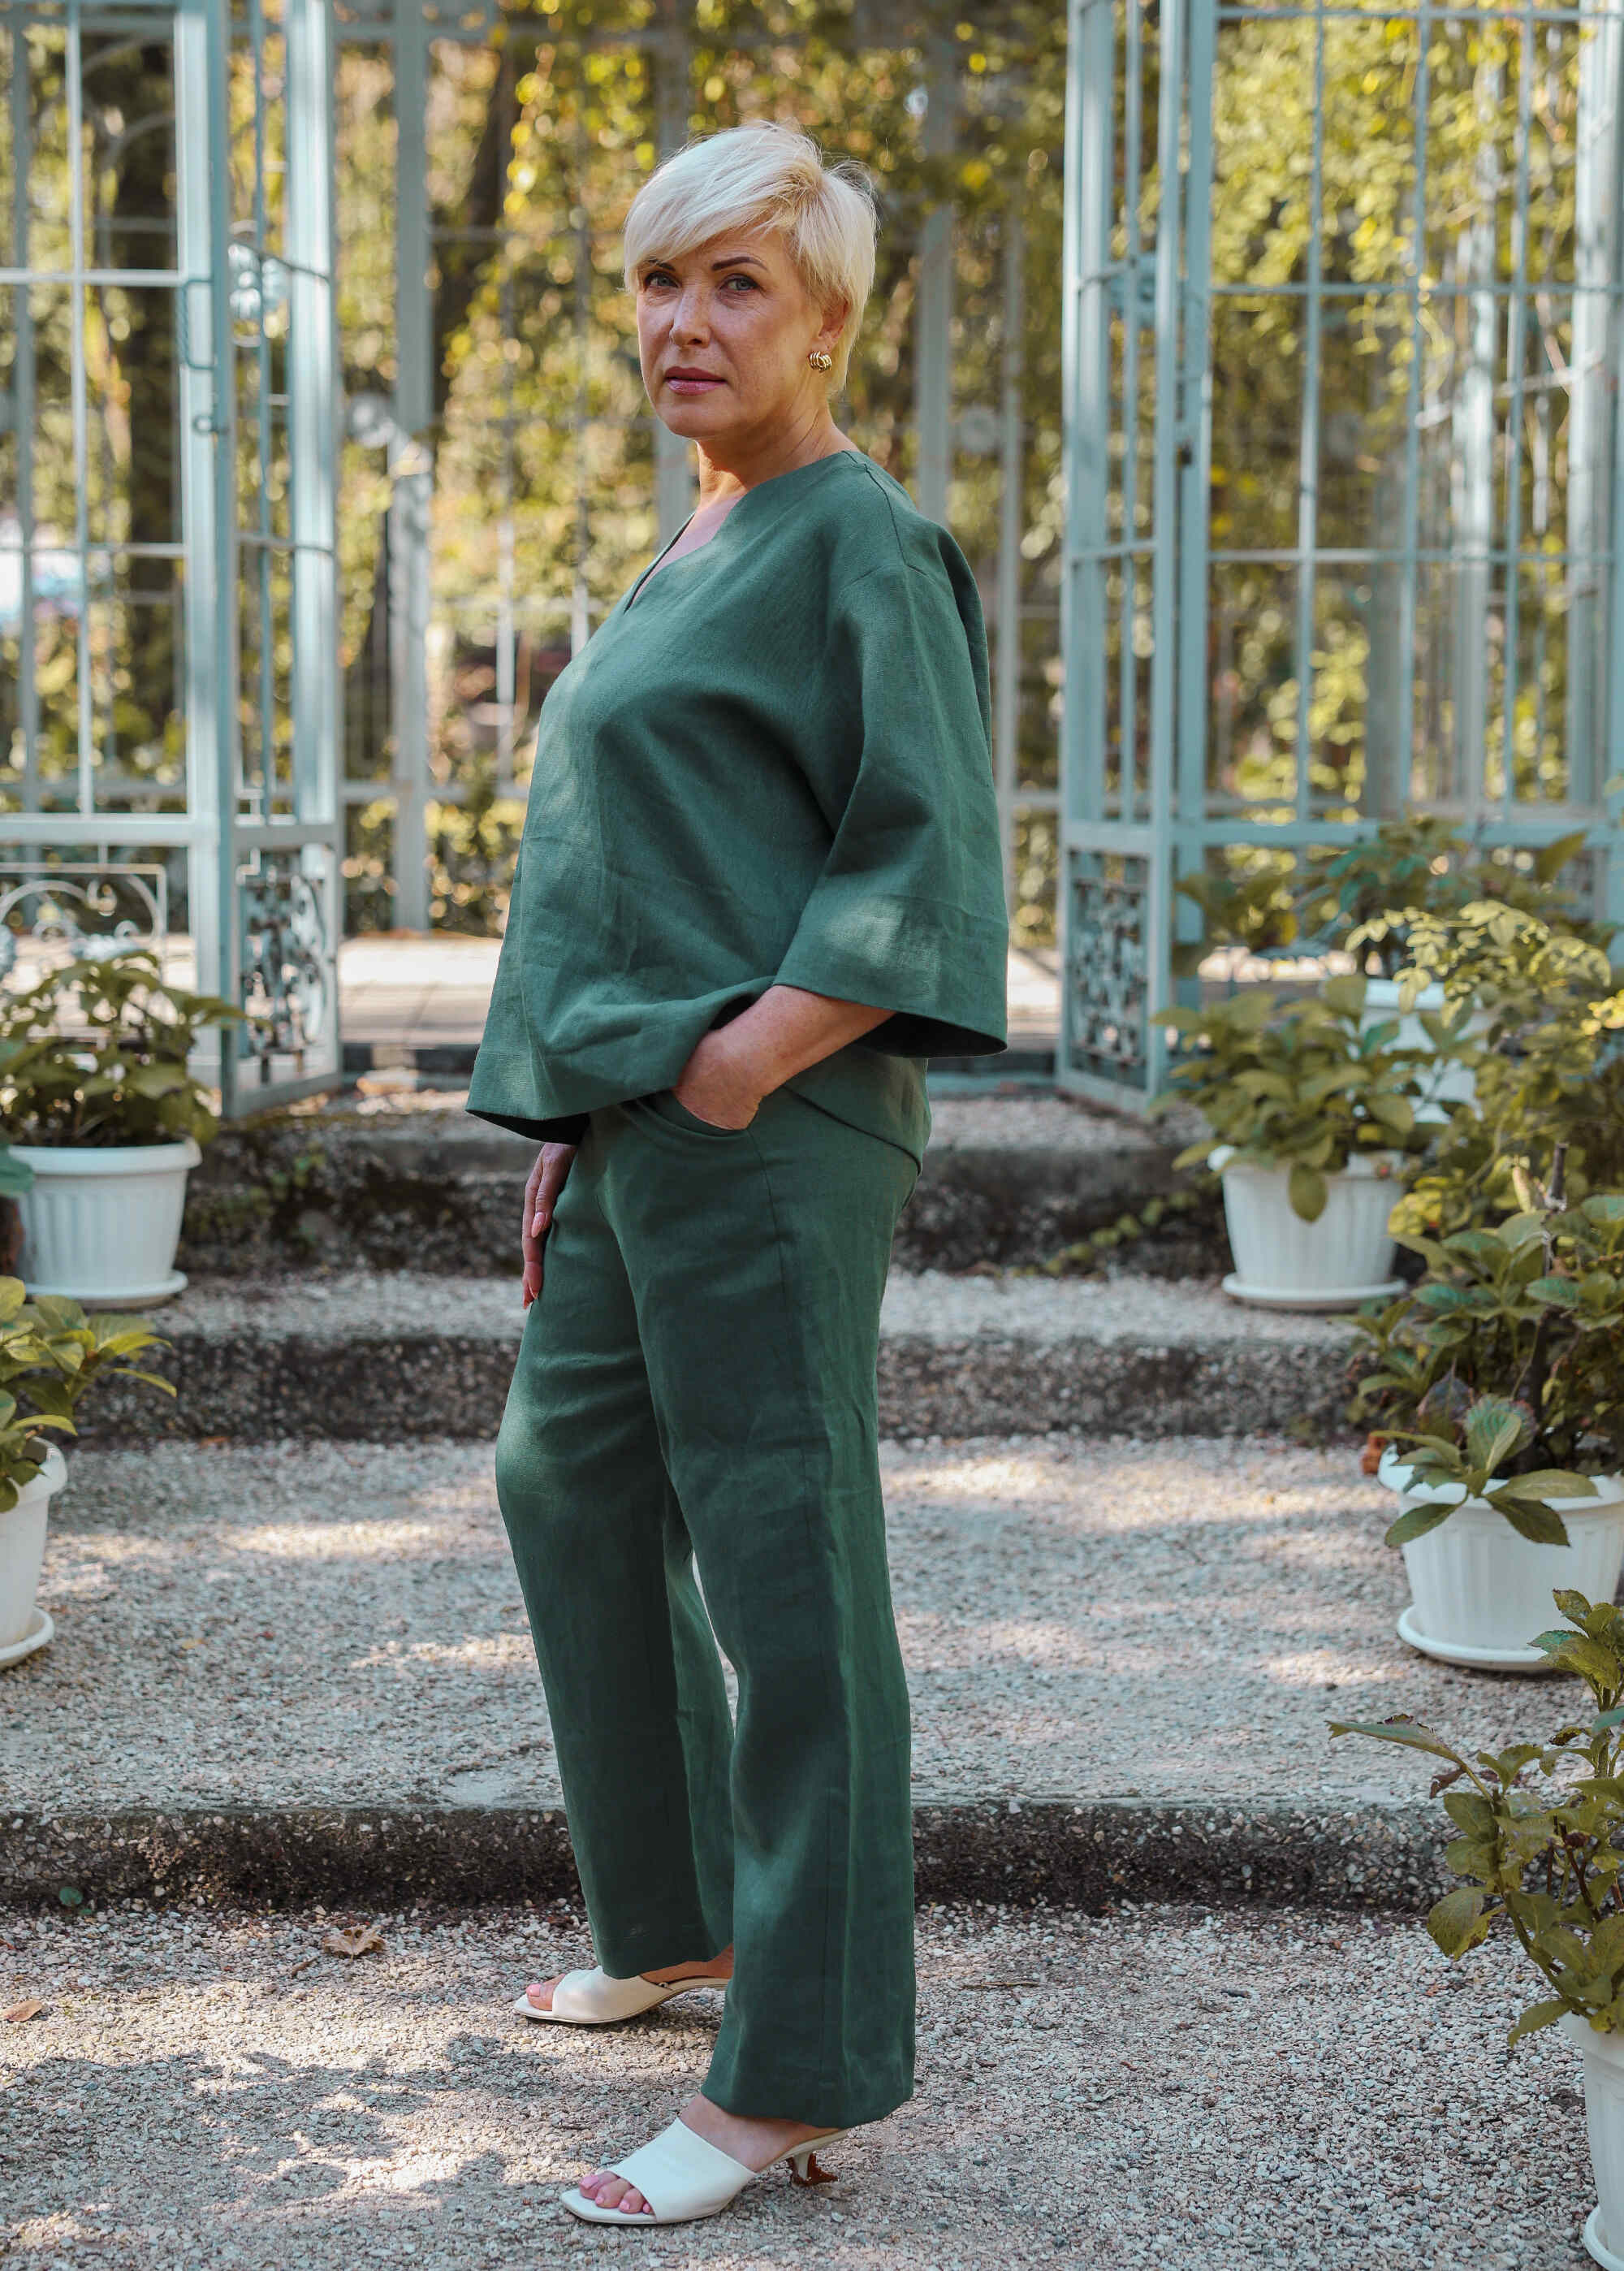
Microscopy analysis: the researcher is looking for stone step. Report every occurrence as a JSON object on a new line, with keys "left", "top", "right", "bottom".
{"left": 76, "top": 1270, "right": 1354, "bottom": 1445}
{"left": 178, "top": 1088, "right": 1225, "bottom": 1280}
{"left": 4, "top": 1436, "right": 1494, "bottom": 1912}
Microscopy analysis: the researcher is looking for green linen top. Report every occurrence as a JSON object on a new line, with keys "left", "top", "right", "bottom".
{"left": 464, "top": 448, "right": 1009, "bottom": 1166}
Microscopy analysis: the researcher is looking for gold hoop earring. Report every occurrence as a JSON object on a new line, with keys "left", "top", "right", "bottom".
{"left": 808, "top": 349, "right": 833, "bottom": 371}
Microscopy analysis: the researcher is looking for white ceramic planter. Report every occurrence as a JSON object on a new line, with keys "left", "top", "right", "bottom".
{"left": 11, "top": 1138, "right": 200, "bottom": 1306}
{"left": 1380, "top": 1447, "right": 1624, "bottom": 1669}
{"left": 1216, "top": 1149, "right": 1405, "bottom": 1311}
{"left": 1562, "top": 2015, "right": 1624, "bottom": 2269}
{"left": 0, "top": 1443, "right": 67, "bottom": 1667}
{"left": 1362, "top": 979, "right": 1484, "bottom": 1120}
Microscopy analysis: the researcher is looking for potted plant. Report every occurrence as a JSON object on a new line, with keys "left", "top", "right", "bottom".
{"left": 1389, "top": 930, "right": 1624, "bottom": 1248}
{"left": 1150, "top": 974, "right": 1451, "bottom": 1309}
{"left": 1174, "top": 824, "right": 1600, "bottom": 1117}
{"left": 1354, "top": 1157, "right": 1624, "bottom": 1668}
{"left": 1331, "top": 1595, "right": 1624, "bottom": 2269}
{"left": 0, "top": 949, "right": 240, "bottom": 1305}
{"left": 0, "top": 1277, "right": 172, "bottom": 1667}
{"left": 1173, "top": 818, "right": 1591, "bottom": 980}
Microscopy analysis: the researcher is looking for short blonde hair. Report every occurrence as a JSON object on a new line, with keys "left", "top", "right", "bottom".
{"left": 622, "top": 122, "right": 877, "bottom": 392}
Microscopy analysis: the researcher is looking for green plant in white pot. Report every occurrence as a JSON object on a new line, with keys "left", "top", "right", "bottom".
{"left": 1150, "top": 974, "right": 1456, "bottom": 1310}
{"left": 1332, "top": 1597, "right": 1624, "bottom": 2271}
{"left": 0, "top": 950, "right": 240, "bottom": 1306}
{"left": 0, "top": 1278, "right": 173, "bottom": 1667}
{"left": 1353, "top": 1163, "right": 1624, "bottom": 1668}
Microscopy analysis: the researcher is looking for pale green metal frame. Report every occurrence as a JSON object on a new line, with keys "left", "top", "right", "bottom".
{"left": 1060, "top": 0, "right": 1624, "bottom": 1111}
{"left": 0, "top": 0, "right": 340, "bottom": 1110}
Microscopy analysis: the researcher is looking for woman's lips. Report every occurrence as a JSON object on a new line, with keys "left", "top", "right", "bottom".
{"left": 666, "top": 373, "right": 723, "bottom": 392}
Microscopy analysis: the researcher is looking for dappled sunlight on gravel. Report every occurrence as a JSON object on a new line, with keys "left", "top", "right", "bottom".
{"left": 231, "top": 1517, "right": 484, "bottom": 1563}
{"left": 0, "top": 1899, "right": 1596, "bottom": 2269}
{"left": 2, "top": 1436, "right": 1592, "bottom": 1814}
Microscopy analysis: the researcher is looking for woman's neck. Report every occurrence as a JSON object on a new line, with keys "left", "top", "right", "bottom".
{"left": 692, "top": 417, "right": 854, "bottom": 507}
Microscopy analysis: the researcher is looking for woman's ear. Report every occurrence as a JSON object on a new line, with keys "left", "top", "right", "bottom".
{"left": 817, "top": 295, "right": 850, "bottom": 358}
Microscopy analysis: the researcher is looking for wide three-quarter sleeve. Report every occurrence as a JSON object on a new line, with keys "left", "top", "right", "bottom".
{"left": 773, "top": 534, "right": 1010, "bottom": 1058}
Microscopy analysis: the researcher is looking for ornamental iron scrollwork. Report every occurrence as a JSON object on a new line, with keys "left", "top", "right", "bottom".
{"left": 1066, "top": 852, "right": 1149, "bottom": 1085}
{"left": 0, "top": 865, "right": 169, "bottom": 991}
{"left": 239, "top": 854, "right": 331, "bottom": 1080}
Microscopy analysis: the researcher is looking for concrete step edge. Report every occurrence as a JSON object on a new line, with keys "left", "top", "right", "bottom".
{"left": 77, "top": 1319, "right": 1356, "bottom": 1443}
{"left": 3, "top": 1796, "right": 1445, "bottom": 1914}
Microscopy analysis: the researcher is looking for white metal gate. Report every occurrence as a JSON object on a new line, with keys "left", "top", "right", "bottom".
{"left": 0, "top": 0, "right": 340, "bottom": 1110}
{"left": 1059, "top": 0, "right": 1624, "bottom": 1110}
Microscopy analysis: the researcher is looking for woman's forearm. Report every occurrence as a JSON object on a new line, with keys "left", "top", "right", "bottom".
{"left": 719, "top": 985, "right": 889, "bottom": 1090}
{"left": 676, "top": 985, "right": 890, "bottom": 1125}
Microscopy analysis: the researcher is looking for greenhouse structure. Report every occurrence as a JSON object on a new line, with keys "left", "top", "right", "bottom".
{"left": 2, "top": 0, "right": 1622, "bottom": 1111}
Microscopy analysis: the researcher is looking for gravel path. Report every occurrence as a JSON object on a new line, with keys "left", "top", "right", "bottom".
{"left": 0, "top": 1897, "right": 1594, "bottom": 2270}
{"left": 297, "top": 1087, "right": 1175, "bottom": 1157}
{"left": 141, "top": 1270, "right": 1347, "bottom": 1348}
{"left": 5, "top": 1437, "right": 1580, "bottom": 1815}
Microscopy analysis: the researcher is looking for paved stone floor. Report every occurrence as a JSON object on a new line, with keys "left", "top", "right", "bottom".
{"left": 0, "top": 1899, "right": 1595, "bottom": 2270}
{"left": 335, "top": 940, "right": 1061, "bottom": 1055}
{"left": 4, "top": 1436, "right": 1581, "bottom": 1815}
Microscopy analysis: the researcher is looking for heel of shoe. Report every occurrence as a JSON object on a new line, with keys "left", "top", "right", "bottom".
{"left": 787, "top": 2130, "right": 846, "bottom": 2187}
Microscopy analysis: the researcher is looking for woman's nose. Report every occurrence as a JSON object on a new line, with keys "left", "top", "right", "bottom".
{"left": 670, "top": 288, "right": 710, "bottom": 340}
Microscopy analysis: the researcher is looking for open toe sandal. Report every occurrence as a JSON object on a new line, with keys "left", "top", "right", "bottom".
{"left": 513, "top": 1966, "right": 720, "bottom": 2027}
{"left": 560, "top": 2116, "right": 847, "bottom": 2226}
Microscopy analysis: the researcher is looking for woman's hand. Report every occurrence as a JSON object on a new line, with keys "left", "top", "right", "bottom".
{"left": 521, "top": 1142, "right": 577, "bottom": 1308}
{"left": 671, "top": 1032, "right": 766, "bottom": 1131}
{"left": 672, "top": 988, "right": 892, "bottom": 1131}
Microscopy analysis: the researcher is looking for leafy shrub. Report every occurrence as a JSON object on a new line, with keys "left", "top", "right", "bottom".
{"left": 1149, "top": 973, "right": 1460, "bottom": 1221}
{"left": 1173, "top": 819, "right": 1587, "bottom": 978}
{"left": 1354, "top": 1174, "right": 1624, "bottom": 1543}
{"left": 0, "top": 1277, "right": 171, "bottom": 1508}
{"left": 1333, "top": 1593, "right": 1624, "bottom": 2044}
{"left": 1390, "top": 913, "right": 1624, "bottom": 1242}
{"left": 0, "top": 951, "right": 240, "bottom": 1148}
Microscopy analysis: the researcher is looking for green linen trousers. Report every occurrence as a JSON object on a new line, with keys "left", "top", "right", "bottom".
{"left": 493, "top": 1079, "right": 920, "bottom": 2130}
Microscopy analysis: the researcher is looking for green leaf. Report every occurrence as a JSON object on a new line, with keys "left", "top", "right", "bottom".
{"left": 1321, "top": 972, "right": 1367, "bottom": 1019}
{"left": 1532, "top": 1631, "right": 1624, "bottom": 1685}
{"left": 1508, "top": 1997, "right": 1571, "bottom": 2045}
{"left": 1500, "top": 1471, "right": 1600, "bottom": 1504}
{"left": 1491, "top": 1496, "right": 1573, "bottom": 1548}
{"left": 1500, "top": 1212, "right": 1548, "bottom": 1250}
{"left": 1466, "top": 1397, "right": 1531, "bottom": 1475}
{"left": 1288, "top": 1163, "right": 1328, "bottom": 1223}
{"left": 1327, "top": 1715, "right": 1465, "bottom": 1766}
{"left": 1367, "top": 1092, "right": 1414, "bottom": 1137}
{"left": 1427, "top": 1887, "right": 1490, "bottom": 1959}
{"left": 1384, "top": 1499, "right": 1459, "bottom": 1548}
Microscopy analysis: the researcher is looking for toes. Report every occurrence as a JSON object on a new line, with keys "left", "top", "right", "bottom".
{"left": 526, "top": 1978, "right": 556, "bottom": 2010}
{"left": 584, "top": 2176, "right": 650, "bottom": 2216}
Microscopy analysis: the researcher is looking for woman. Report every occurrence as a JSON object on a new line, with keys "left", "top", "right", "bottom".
{"left": 467, "top": 119, "right": 1008, "bottom": 2229}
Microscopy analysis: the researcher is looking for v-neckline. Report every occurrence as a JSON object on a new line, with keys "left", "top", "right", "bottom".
{"left": 619, "top": 449, "right": 866, "bottom": 616}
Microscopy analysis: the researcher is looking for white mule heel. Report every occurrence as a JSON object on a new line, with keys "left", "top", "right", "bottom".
{"left": 513, "top": 1966, "right": 723, "bottom": 2027}
{"left": 560, "top": 2115, "right": 848, "bottom": 2226}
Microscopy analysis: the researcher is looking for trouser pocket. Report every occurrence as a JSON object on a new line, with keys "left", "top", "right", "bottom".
{"left": 639, "top": 1088, "right": 754, "bottom": 1140}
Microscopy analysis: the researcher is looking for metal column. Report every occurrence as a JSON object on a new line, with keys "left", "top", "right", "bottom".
{"left": 389, "top": 0, "right": 434, "bottom": 932}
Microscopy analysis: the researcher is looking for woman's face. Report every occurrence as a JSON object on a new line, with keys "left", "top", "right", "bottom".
{"left": 634, "top": 227, "right": 844, "bottom": 447}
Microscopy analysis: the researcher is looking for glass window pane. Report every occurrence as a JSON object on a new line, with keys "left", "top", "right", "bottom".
{"left": 82, "top": 25, "right": 179, "bottom": 274}
{"left": 1212, "top": 296, "right": 1304, "bottom": 555}
{"left": 1206, "top": 560, "right": 1298, "bottom": 813}
{"left": 86, "top": 283, "right": 181, "bottom": 545}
